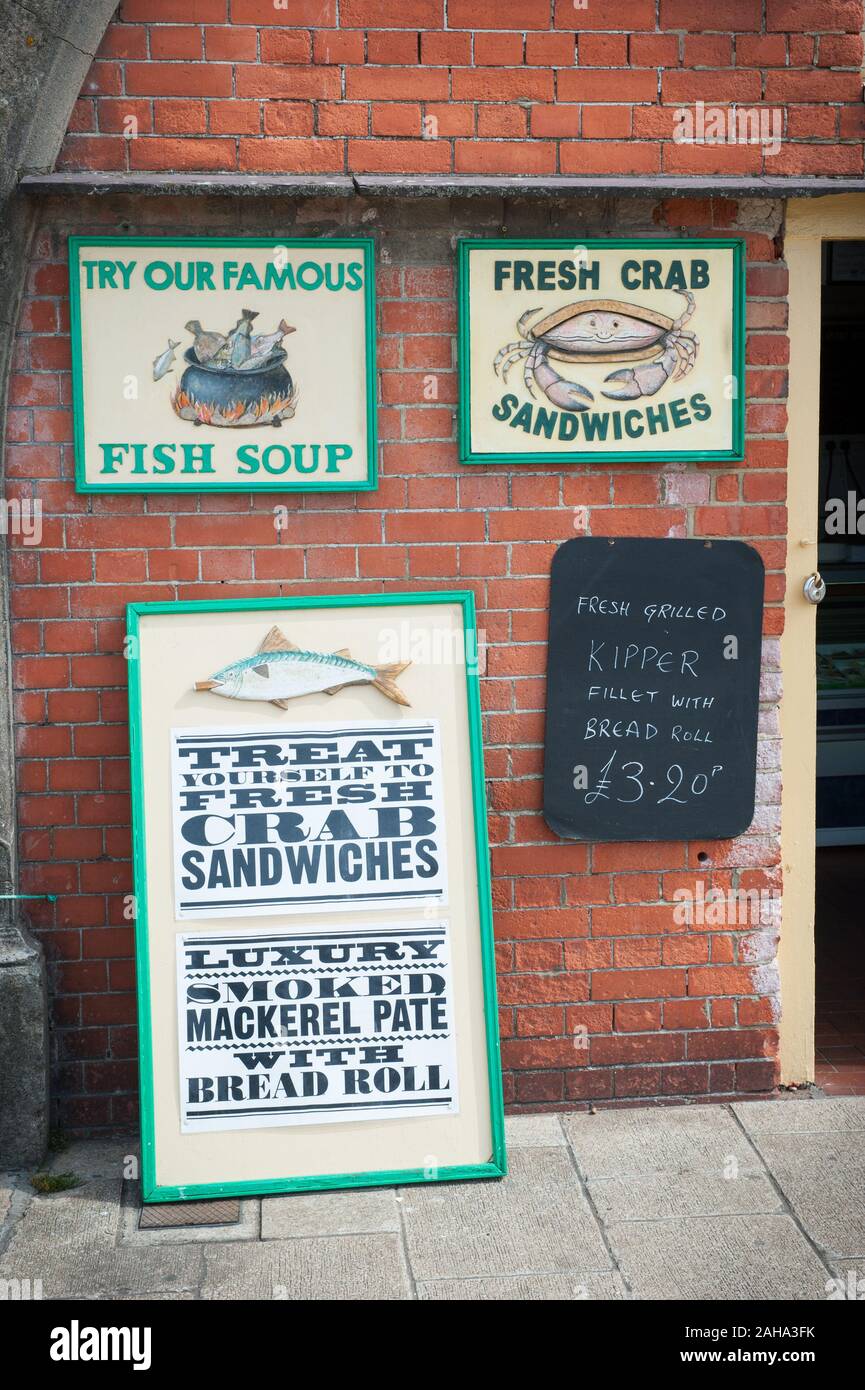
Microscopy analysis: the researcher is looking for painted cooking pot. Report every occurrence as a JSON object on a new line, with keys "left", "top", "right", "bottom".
{"left": 175, "top": 348, "right": 295, "bottom": 427}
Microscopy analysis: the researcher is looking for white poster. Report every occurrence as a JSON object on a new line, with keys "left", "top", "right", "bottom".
{"left": 177, "top": 923, "right": 459, "bottom": 1132}
{"left": 171, "top": 720, "right": 448, "bottom": 919}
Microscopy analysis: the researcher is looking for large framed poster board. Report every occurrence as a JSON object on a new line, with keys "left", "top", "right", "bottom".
{"left": 458, "top": 237, "right": 745, "bottom": 465}
{"left": 128, "top": 593, "right": 504, "bottom": 1201}
{"left": 69, "top": 236, "right": 377, "bottom": 493}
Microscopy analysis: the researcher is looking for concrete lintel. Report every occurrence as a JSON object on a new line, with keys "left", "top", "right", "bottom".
{"left": 17, "top": 171, "right": 865, "bottom": 201}
{"left": 18, "top": 172, "right": 356, "bottom": 198}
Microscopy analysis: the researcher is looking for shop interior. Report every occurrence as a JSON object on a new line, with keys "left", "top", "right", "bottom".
{"left": 814, "top": 239, "right": 865, "bottom": 1094}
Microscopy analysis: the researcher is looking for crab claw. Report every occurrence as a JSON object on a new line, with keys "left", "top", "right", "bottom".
{"left": 544, "top": 379, "right": 595, "bottom": 411}
{"left": 601, "top": 361, "right": 671, "bottom": 400}
{"left": 533, "top": 359, "right": 594, "bottom": 412}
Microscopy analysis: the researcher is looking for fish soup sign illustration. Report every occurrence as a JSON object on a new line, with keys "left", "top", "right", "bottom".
{"left": 68, "top": 236, "right": 376, "bottom": 492}
{"left": 458, "top": 237, "right": 745, "bottom": 465}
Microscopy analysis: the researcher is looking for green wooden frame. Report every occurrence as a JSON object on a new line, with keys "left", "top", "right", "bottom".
{"left": 68, "top": 235, "right": 378, "bottom": 493}
{"left": 127, "top": 592, "right": 506, "bottom": 1202}
{"left": 457, "top": 236, "right": 747, "bottom": 466}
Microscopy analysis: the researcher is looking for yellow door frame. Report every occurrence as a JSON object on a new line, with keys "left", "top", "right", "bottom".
{"left": 780, "top": 194, "right": 865, "bottom": 1084}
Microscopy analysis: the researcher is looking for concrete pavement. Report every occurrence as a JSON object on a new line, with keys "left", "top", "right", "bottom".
{"left": 1, "top": 1096, "right": 863, "bottom": 1301}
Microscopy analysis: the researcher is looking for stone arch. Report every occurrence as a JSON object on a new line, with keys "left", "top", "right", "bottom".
{"left": 0, "top": 0, "right": 117, "bottom": 1164}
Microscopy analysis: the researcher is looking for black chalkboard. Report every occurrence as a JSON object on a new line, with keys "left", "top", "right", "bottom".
{"left": 543, "top": 538, "right": 765, "bottom": 841}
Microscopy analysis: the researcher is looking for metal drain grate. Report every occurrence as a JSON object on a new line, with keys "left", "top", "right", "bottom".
{"left": 139, "top": 1198, "right": 241, "bottom": 1229}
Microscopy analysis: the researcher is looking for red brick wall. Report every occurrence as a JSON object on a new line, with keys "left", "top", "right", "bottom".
{"left": 6, "top": 0, "right": 809, "bottom": 1132}
{"left": 9, "top": 192, "right": 786, "bottom": 1131}
{"left": 60, "top": 0, "right": 865, "bottom": 179}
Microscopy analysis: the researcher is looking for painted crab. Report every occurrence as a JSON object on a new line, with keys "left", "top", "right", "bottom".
{"left": 493, "top": 290, "right": 699, "bottom": 412}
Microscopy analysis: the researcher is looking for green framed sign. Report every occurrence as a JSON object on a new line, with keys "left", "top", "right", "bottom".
{"left": 69, "top": 236, "right": 377, "bottom": 493}
{"left": 127, "top": 592, "right": 505, "bottom": 1202}
{"left": 458, "top": 237, "right": 746, "bottom": 466}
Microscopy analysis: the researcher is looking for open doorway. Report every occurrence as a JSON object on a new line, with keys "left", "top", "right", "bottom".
{"left": 815, "top": 240, "right": 865, "bottom": 1095}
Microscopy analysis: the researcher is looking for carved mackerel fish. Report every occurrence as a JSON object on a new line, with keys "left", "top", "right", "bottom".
{"left": 194, "top": 625, "right": 411, "bottom": 709}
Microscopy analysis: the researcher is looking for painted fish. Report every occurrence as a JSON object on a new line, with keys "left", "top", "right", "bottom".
{"left": 152, "top": 339, "right": 180, "bottom": 381}
{"left": 236, "top": 320, "right": 296, "bottom": 371}
{"left": 228, "top": 308, "right": 259, "bottom": 368}
{"left": 185, "top": 320, "right": 227, "bottom": 364}
{"left": 195, "top": 627, "right": 410, "bottom": 709}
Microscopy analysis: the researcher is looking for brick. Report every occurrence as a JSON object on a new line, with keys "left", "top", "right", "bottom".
{"left": 317, "top": 103, "right": 368, "bottom": 137}
{"left": 152, "top": 100, "right": 207, "bottom": 135}
{"left": 530, "top": 106, "right": 581, "bottom": 138}
{"left": 579, "top": 33, "right": 629, "bottom": 66}
{"left": 554, "top": 0, "right": 657, "bottom": 27}
{"left": 593, "top": 969, "right": 687, "bottom": 1000}
{"left": 477, "top": 105, "right": 527, "bottom": 138}
{"left": 229, "top": 0, "right": 335, "bottom": 18}
{"left": 630, "top": 34, "right": 680, "bottom": 66}
{"left": 661, "top": 0, "right": 762, "bottom": 29}
{"left": 125, "top": 62, "right": 232, "bottom": 97}
{"left": 451, "top": 68, "right": 554, "bottom": 102}
{"left": 582, "top": 106, "right": 633, "bottom": 139}
{"left": 736, "top": 34, "right": 787, "bottom": 66}
{"left": 367, "top": 31, "right": 420, "bottom": 64}
{"left": 764, "top": 71, "right": 862, "bottom": 103}
{"left": 766, "top": 1, "right": 862, "bottom": 32}
{"left": 263, "top": 103, "right": 315, "bottom": 136}
{"left": 210, "top": 100, "right": 261, "bottom": 135}
{"left": 818, "top": 34, "right": 864, "bottom": 65}
{"left": 239, "top": 138, "right": 344, "bottom": 173}
{"left": 205, "top": 25, "right": 258, "bottom": 61}
{"left": 150, "top": 26, "right": 203, "bottom": 60}
{"left": 559, "top": 69, "right": 657, "bottom": 102}
{"left": 450, "top": 0, "right": 549, "bottom": 26}
{"left": 475, "top": 33, "right": 524, "bottom": 65}
{"left": 259, "top": 30, "right": 312, "bottom": 63}
{"left": 455, "top": 140, "right": 556, "bottom": 175}
{"left": 97, "top": 25, "right": 148, "bottom": 60}
{"left": 346, "top": 67, "right": 448, "bottom": 101}
{"left": 236, "top": 65, "right": 341, "bottom": 99}
{"left": 371, "top": 103, "right": 422, "bottom": 137}
{"left": 121, "top": 0, "right": 226, "bottom": 16}
{"left": 562, "top": 141, "right": 661, "bottom": 174}
{"left": 348, "top": 139, "right": 449, "bottom": 173}
{"left": 525, "top": 33, "right": 575, "bottom": 65}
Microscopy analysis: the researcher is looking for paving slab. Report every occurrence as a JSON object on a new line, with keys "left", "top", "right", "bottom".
{"left": 563, "top": 1104, "right": 762, "bottom": 1179}
{"left": 0, "top": 1237, "right": 204, "bottom": 1300}
{"left": 751, "top": 1132, "right": 865, "bottom": 1260}
{"left": 733, "top": 1097, "right": 865, "bottom": 1134}
{"left": 504, "top": 1114, "right": 566, "bottom": 1148}
{"left": 399, "top": 1147, "right": 611, "bottom": 1281}
{"left": 608, "top": 1213, "right": 832, "bottom": 1301}
{"left": 261, "top": 1187, "right": 399, "bottom": 1239}
{"left": 589, "top": 1170, "right": 782, "bottom": 1222}
{"left": 0, "top": 1179, "right": 122, "bottom": 1260}
{"left": 45, "top": 1138, "right": 133, "bottom": 1182}
{"left": 201, "top": 1234, "right": 409, "bottom": 1300}
{"left": 0, "top": 1154, "right": 189, "bottom": 1297}
{"left": 418, "top": 1271, "right": 628, "bottom": 1300}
